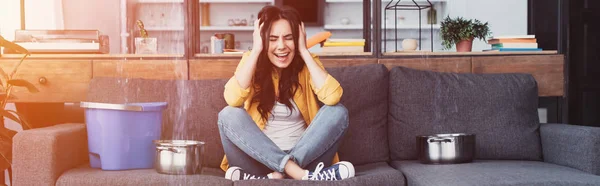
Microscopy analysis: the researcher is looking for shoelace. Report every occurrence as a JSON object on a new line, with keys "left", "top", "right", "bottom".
{"left": 243, "top": 173, "right": 267, "bottom": 180}
{"left": 309, "top": 162, "right": 338, "bottom": 181}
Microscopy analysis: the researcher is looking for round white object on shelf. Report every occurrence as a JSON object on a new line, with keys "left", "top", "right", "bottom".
{"left": 402, "top": 39, "right": 418, "bottom": 51}
{"left": 341, "top": 18, "right": 350, "bottom": 25}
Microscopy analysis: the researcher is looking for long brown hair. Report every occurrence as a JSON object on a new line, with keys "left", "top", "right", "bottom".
{"left": 253, "top": 5, "right": 305, "bottom": 122}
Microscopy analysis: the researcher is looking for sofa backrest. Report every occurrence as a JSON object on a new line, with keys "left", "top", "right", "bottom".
{"left": 85, "top": 63, "right": 391, "bottom": 169}
{"left": 387, "top": 66, "right": 543, "bottom": 161}
{"left": 327, "top": 64, "right": 391, "bottom": 165}
{"left": 86, "top": 77, "right": 229, "bottom": 169}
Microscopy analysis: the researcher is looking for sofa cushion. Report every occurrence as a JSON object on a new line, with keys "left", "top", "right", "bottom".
{"left": 233, "top": 162, "right": 405, "bottom": 186}
{"left": 541, "top": 123, "right": 600, "bottom": 176}
{"left": 388, "top": 66, "right": 542, "bottom": 160}
{"left": 57, "top": 164, "right": 230, "bottom": 186}
{"left": 86, "top": 77, "right": 229, "bottom": 169}
{"left": 391, "top": 160, "right": 600, "bottom": 186}
{"left": 326, "top": 64, "right": 390, "bottom": 165}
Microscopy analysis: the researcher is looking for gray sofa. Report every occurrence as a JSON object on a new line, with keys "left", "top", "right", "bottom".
{"left": 12, "top": 64, "right": 600, "bottom": 186}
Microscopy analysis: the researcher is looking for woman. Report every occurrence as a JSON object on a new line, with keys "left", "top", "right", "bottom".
{"left": 217, "top": 5, "right": 354, "bottom": 181}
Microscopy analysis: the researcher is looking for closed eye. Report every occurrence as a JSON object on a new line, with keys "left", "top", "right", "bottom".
{"left": 269, "top": 34, "right": 293, "bottom": 41}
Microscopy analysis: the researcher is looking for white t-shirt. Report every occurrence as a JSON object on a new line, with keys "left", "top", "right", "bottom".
{"left": 262, "top": 99, "right": 307, "bottom": 151}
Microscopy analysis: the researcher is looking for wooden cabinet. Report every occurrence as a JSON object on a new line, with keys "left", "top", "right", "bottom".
{"left": 379, "top": 57, "right": 471, "bottom": 73}
{"left": 378, "top": 55, "right": 564, "bottom": 97}
{"left": 188, "top": 57, "right": 378, "bottom": 80}
{"left": 93, "top": 60, "right": 188, "bottom": 80}
{"left": 0, "top": 60, "right": 92, "bottom": 103}
{"left": 472, "top": 55, "right": 564, "bottom": 97}
{"left": 319, "top": 58, "right": 378, "bottom": 68}
{"left": 0, "top": 53, "right": 566, "bottom": 103}
{"left": 189, "top": 59, "right": 239, "bottom": 80}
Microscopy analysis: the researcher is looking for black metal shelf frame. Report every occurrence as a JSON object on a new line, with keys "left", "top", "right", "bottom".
{"left": 383, "top": 0, "right": 434, "bottom": 52}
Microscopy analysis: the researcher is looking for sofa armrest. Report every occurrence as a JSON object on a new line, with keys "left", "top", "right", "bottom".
{"left": 540, "top": 123, "right": 600, "bottom": 175}
{"left": 12, "top": 123, "right": 89, "bottom": 186}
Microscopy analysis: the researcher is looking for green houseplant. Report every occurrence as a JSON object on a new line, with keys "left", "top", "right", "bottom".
{"left": 0, "top": 35, "right": 39, "bottom": 185}
{"left": 440, "top": 16, "right": 491, "bottom": 52}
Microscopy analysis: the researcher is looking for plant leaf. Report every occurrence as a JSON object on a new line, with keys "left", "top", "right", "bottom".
{"left": 0, "top": 93, "right": 18, "bottom": 100}
{"left": 0, "top": 139, "right": 12, "bottom": 171}
{"left": 7, "top": 110, "right": 31, "bottom": 130}
{"left": 0, "top": 110, "right": 20, "bottom": 124}
{"left": 0, "top": 67, "right": 8, "bottom": 85}
{"left": 8, "top": 79, "right": 39, "bottom": 93}
{"left": 0, "top": 126, "right": 13, "bottom": 171}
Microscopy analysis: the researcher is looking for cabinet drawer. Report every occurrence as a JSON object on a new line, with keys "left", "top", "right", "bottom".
{"left": 189, "top": 59, "right": 239, "bottom": 80}
{"left": 93, "top": 60, "right": 188, "bottom": 80}
{"left": 0, "top": 60, "right": 92, "bottom": 103}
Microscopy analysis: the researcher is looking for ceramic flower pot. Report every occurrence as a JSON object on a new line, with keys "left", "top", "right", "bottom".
{"left": 456, "top": 38, "right": 474, "bottom": 52}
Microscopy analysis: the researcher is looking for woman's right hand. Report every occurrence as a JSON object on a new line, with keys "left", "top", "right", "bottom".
{"left": 252, "top": 19, "right": 264, "bottom": 54}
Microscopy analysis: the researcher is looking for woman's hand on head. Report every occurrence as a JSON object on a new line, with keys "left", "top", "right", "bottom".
{"left": 252, "top": 19, "right": 264, "bottom": 54}
{"left": 298, "top": 22, "right": 309, "bottom": 55}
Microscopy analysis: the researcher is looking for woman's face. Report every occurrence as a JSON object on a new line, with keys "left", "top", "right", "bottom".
{"left": 267, "top": 19, "right": 295, "bottom": 69}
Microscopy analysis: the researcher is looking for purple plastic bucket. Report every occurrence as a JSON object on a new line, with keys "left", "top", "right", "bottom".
{"left": 80, "top": 102, "right": 167, "bottom": 170}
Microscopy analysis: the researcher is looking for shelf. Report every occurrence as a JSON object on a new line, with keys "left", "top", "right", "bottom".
{"left": 383, "top": 0, "right": 447, "bottom": 3}
{"left": 137, "top": 0, "right": 183, "bottom": 3}
{"left": 195, "top": 52, "right": 373, "bottom": 57}
{"left": 200, "top": 26, "right": 253, "bottom": 31}
{"left": 382, "top": 24, "right": 440, "bottom": 29}
{"left": 325, "top": 0, "right": 363, "bottom": 3}
{"left": 199, "top": 0, "right": 273, "bottom": 3}
{"left": 326, "top": 0, "right": 447, "bottom": 2}
{"left": 384, "top": 50, "right": 558, "bottom": 56}
{"left": 144, "top": 27, "right": 185, "bottom": 31}
{"left": 324, "top": 24, "right": 440, "bottom": 30}
{"left": 324, "top": 24, "right": 364, "bottom": 30}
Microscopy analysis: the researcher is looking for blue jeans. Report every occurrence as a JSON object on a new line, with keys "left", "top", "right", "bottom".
{"left": 217, "top": 104, "right": 349, "bottom": 175}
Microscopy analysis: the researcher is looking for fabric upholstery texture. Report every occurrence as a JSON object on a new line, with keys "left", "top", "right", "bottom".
{"left": 326, "top": 64, "right": 391, "bottom": 165}
{"left": 86, "top": 77, "right": 229, "bottom": 169}
{"left": 541, "top": 123, "right": 600, "bottom": 175}
{"left": 392, "top": 160, "right": 600, "bottom": 186}
{"left": 12, "top": 123, "right": 89, "bottom": 186}
{"left": 57, "top": 165, "right": 230, "bottom": 186}
{"left": 233, "top": 162, "right": 405, "bottom": 186}
{"left": 388, "top": 66, "right": 542, "bottom": 161}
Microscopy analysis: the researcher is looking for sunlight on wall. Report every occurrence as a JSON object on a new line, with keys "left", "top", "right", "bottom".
{"left": 0, "top": 0, "right": 21, "bottom": 41}
{"left": 0, "top": 0, "right": 64, "bottom": 41}
{"left": 24, "top": 0, "right": 64, "bottom": 29}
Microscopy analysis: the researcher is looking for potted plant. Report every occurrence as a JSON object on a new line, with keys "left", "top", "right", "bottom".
{"left": 135, "top": 20, "right": 158, "bottom": 54}
{"left": 440, "top": 16, "right": 491, "bottom": 52}
{"left": 0, "top": 35, "right": 38, "bottom": 185}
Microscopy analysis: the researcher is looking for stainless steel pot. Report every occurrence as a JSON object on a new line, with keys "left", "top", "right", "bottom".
{"left": 417, "top": 133, "right": 475, "bottom": 164}
{"left": 154, "top": 140, "right": 205, "bottom": 175}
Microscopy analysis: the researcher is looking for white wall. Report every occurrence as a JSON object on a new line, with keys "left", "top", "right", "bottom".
{"left": 0, "top": 0, "right": 22, "bottom": 43}
{"left": 445, "top": 0, "right": 528, "bottom": 51}
{"left": 62, "top": 0, "right": 121, "bottom": 53}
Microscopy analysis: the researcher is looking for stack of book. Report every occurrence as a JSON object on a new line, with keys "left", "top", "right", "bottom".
{"left": 321, "top": 39, "right": 365, "bottom": 53}
{"left": 484, "top": 35, "right": 541, "bottom": 52}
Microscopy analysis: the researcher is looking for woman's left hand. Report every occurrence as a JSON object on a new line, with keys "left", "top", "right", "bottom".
{"left": 298, "top": 22, "right": 309, "bottom": 54}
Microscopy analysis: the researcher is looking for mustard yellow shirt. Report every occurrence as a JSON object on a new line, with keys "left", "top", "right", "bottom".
{"left": 220, "top": 52, "right": 344, "bottom": 171}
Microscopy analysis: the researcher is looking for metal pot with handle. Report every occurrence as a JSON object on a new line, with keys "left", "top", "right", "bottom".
{"left": 154, "top": 140, "right": 205, "bottom": 175}
{"left": 416, "top": 133, "right": 475, "bottom": 164}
